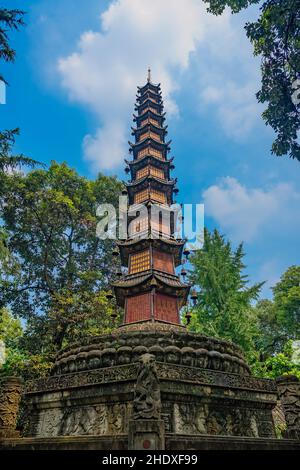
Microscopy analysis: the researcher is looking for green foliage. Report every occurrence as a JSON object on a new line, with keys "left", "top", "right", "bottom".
{"left": 0, "top": 8, "right": 25, "bottom": 83}
{"left": 189, "top": 228, "right": 263, "bottom": 354}
{"left": 252, "top": 340, "right": 300, "bottom": 379}
{"left": 251, "top": 266, "right": 300, "bottom": 362}
{"left": 246, "top": 1, "right": 300, "bottom": 161}
{"left": 190, "top": 231, "right": 300, "bottom": 380}
{"left": 203, "top": 0, "right": 260, "bottom": 14}
{"left": 203, "top": 0, "right": 300, "bottom": 161}
{"left": 1, "top": 161, "right": 123, "bottom": 354}
{"left": 0, "top": 308, "right": 51, "bottom": 379}
{"left": 252, "top": 299, "right": 284, "bottom": 359}
{"left": 0, "top": 129, "right": 39, "bottom": 177}
{"left": 272, "top": 265, "right": 300, "bottom": 339}
{"left": 0, "top": 307, "right": 22, "bottom": 346}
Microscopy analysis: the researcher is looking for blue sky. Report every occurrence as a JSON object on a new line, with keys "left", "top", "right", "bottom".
{"left": 1, "top": 0, "right": 299, "bottom": 298}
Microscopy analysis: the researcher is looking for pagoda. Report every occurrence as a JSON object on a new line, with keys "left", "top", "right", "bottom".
{"left": 112, "top": 69, "right": 190, "bottom": 326}
{"left": 2, "top": 72, "right": 297, "bottom": 452}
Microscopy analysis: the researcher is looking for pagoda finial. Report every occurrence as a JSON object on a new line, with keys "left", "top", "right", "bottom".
{"left": 147, "top": 67, "right": 151, "bottom": 83}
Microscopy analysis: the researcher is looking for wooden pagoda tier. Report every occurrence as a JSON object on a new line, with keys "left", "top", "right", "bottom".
{"left": 124, "top": 155, "right": 174, "bottom": 181}
{"left": 112, "top": 74, "right": 190, "bottom": 326}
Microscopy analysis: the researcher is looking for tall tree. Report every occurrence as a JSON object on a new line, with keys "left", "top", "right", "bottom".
{"left": 203, "top": 0, "right": 300, "bottom": 161}
{"left": 0, "top": 128, "right": 39, "bottom": 178}
{"left": 189, "top": 228, "right": 263, "bottom": 353}
{"left": 0, "top": 8, "right": 24, "bottom": 84}
{"left": 252, "top": 299, "right": 283, "bottom": 359}
{"left": 273, "top": 265, "right": 300, "bottom": 340}
{"left": 1, "top": 162, "right": 123, "bottom": 354}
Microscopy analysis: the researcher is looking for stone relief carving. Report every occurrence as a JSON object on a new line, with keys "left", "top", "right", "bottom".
{"left": 174, "top": 403, "right": 207, "bottom": 434}
{"left": 173, "top": 403, "right": 268, "bottom": 438}
{"left": 61, "top": 405, "right": 108, "bottom": 436}
{"left": 277, "top": 376, "right": 300, "bottom": 439}
{"left": 25, "top": 361, "right": 276, "bottom": 397}
{"left": 108, "top": 404, "right": 126, "bottom": 434}
{"left": 133, "top": 353, "right": 161, "bottom": 420}
{"left": 0, "top": 377, "right": 22, "bottom": 437}
{"left": 37, "top": 409, "right": 63, "bottom": 437}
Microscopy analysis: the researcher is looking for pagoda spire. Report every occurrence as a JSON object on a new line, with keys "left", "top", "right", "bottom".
{"left": 112, "top": 75, "right": 190, "bottom": 327}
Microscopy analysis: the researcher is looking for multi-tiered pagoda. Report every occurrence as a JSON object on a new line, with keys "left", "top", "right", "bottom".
{"left": 2, "top": 71, "right": 295, "bottom": 452}
{"left": 113, "top": 71, "right": 190, "bottom": 326}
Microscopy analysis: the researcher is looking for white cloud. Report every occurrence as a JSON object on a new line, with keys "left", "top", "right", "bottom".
{"left": 57, "top": 0, "right": 260, "bottom": 172}
{"left": 201, "top": 82, "right": 261, "bottom": 138}
{"left": 196, "top": 7, "right": 262, "bottom": 139}
{"left": 203, "top": 177, "right": 300, "bottom": 242}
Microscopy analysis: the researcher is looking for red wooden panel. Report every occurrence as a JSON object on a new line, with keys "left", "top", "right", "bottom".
{"left": 153, "top": 250, "right": 174, "bottom": 274}
{"left": 125, "top": 293, "right": 151, "bottom": 323}
{"left": 154, "top": 293, "right": 179, "bottom": 323}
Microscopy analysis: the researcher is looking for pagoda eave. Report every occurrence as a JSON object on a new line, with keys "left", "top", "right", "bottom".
{"left": 138, "top": 82, "right": 161, "bottom": 95}
{"left": 129, "top": 139, "right": 171, "bottom": 153}
{"left": 116, "top": 237, "right": 185, "bottom": 267}
{"left": 131, "top": 122, "right": 167, "bottom": 135}
{"left": 112, "top": 270, "right": 190, "bottom": 308}
{"left": 126, "top": 175, "right": 176, "bottom": 188}
{"left": 134, "top": 109, "right": 166, "bottom": 125}
{"left": 125, "top": 155, "right": 172, "bottom": 169}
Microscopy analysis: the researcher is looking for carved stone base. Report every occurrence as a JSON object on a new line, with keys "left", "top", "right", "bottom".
{"left": 128, "top": 420, "right": 165, "bottom": 450}
{"left": 0, "top": 376, "right": 22, "bottom": 438}
{"left": 276, "top": 375, "right": 300, "bottom": 440}
{"left": 0, "top": 429, "right": 20, "bottom": 438}
{"left": 20, "top": 329, "right": 278, "bottom": 442}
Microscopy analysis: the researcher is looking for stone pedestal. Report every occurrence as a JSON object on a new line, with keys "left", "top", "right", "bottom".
{"left": 276, "top": 375, "right": 300, "bottom": 440}
{"left": 128, "top": 419, "right": 165, "bottom": 450}
{"left": 0, "top": 376, "right": 22, "bottom": 438}
{"left": 20, "top": 328, "right": 278, "bottom": 441}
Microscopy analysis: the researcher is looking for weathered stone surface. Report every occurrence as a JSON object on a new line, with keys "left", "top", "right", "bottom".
{"left": 133, "top": 353, "right": 161, "bottom": 420}
{"left": 0, "top": 376, "right": 22, "bottom": 438}
{"left": 11, "top": 327, "right": 281, "bottom": 445}
{"left": 1, "top": 434, "right": 300, "bottom": 450}
{"left": 51, "top": 327, "right": 250, "bottom": 377}
{"left": 128, "top": 419, "right": 165, "bottom": 450}
{"left": 276, "top": 375, "right": 300, "bottom": 440}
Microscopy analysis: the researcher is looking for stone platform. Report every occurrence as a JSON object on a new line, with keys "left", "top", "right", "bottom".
{"left": 1, "top": 323, "right": 299, "bottom": 450}
{"left": 1, "top": 434, "right": 300, "bottom": 450}
{"left": 20, "top": 325, "right": 276, "bottom": 439}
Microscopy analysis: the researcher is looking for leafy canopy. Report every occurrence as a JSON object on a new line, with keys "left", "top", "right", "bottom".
{"left": 203, "top": 0, "right": 300, "bottom": 161}
{"left": 0, "top": 8, "right": 24, "bottom": 83}
{"left": 189, "top": 228, "right": 263, "bottom": 353}
{"left": 1, "top": 161, "right": 123, "bottom": 353}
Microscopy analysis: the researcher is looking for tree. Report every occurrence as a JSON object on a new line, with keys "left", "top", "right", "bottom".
{"left": 1, "top": 162, "right": 123, "bottom": 354}
{"left": 252, "top": 340, "right": 300, "bottom": 379}
{"left": 203, "top": 0, "right": 300, "bottom": 161}
{"left": 252, "top": 267, "right": 300, "bottom": 360}
{"left": 252, "top": 299, "right": 284, "bottom": 359}
{"left": 0, "top": 129, "right": 38, "bottom": 177}
{"left": 189, "top": 228, "right": 263, "bottom": 354}
{"left": 0, "top": 129, "right": 40, "bottom": 308}
{"left": 0, "top": 308, "right": 52, "bottom": 379}
{"left": 0, "top": 8, "right": 24, "bottom": 84}
{"left": 273, "top": 265, "right": 300, "bottom": 340}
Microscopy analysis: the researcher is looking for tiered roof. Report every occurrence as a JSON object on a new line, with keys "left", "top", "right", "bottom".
{"left": 112, "top": 71, "right": 190, "bottom": 326}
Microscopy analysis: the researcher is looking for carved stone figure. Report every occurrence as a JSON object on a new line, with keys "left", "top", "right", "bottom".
{"left": 133, "top": 353, "right": 161, "bottom": 420}
{"left": 108, "top": 404, "right": 126, "bottom": 434}
{"left": 37, "top": 409, "right": 62, "bottom": 437}
{"left": 61, "top": 405, "right": 108, "bottom": 436}
{"left": 165, "top": 346, "right": 180, "bottom": 365}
